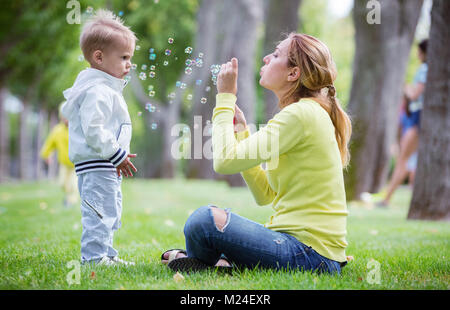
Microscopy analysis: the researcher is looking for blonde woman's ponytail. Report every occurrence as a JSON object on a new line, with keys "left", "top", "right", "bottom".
{"left": 326, "top": 85, "right": 352, "bottom": 168}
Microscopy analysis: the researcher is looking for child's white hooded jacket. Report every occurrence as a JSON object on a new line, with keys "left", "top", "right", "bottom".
{"left": 61, "top": 68, "right": 132, "bottom": 175}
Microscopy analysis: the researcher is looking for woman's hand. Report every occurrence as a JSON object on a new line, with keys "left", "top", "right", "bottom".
{"left": 234, "top": 104, "right": 247, "bottom": 133}
{"left": 217, "top": 57, "right": 238, "bottom": 95}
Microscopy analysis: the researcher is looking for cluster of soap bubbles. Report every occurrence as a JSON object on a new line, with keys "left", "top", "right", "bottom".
{"left": 145, "top": 102, "right": 156, "bottom": 113}
{"left": 183, "top": 52, "right": 204, "bottom": 77}
{"left": 210, "top": 64, "right": 221, "bottom": 85}
{"left": 128, "top": 35, "right": 220, "bottom": 125}
{"left": 136, "top": 49, "right": 157, "bottom": 81}
{"left": 176, "top": 81, "right": 187, "bottom": 89}
{"left": 149, "top": 48, "right": 156, "bottom": 61}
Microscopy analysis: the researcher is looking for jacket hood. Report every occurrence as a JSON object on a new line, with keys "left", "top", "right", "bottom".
{"left": 61, "top": 68, "right": 127, "bottom": 118}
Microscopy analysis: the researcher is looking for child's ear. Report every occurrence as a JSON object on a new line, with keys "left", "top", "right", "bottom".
{"left": 287, "top": 66, "right": 300, "bottom": 82}
{"left": 92, "top": 50, "right": 103, "bottom": 64}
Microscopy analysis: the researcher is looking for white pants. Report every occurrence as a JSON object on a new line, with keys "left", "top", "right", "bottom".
{"left": 77, "top": 171, "right": 122, "bottom": 262}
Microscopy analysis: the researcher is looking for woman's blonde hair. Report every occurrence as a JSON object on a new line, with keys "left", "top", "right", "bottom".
{"left": 280, "top": 33, "right": 352, "bottom": 168}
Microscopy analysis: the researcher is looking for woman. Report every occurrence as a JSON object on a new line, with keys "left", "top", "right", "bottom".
{"left": 162, "top": 33, "right": 352, "bottom": 275}
{"left": 377, "top": 39, "right": 428, "bottom": 207}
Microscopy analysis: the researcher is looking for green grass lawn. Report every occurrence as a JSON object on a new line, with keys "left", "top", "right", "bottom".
{"left": 0, "top": 179, "right": 448, "bottom": 290}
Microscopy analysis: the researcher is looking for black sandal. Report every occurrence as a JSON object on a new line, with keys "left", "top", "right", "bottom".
{"left": 168, "top": 257, "right": 234, "bottom": 274}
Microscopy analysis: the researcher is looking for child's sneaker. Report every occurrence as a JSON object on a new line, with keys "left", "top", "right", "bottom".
{"left": 109, "top": 256, "right": 135, "bottom": 266}
{"left": 96, "top": 256, "right": 116, "bottom": 266}
{"left": 94, "top": 256, "right": 135, "bottom": 266}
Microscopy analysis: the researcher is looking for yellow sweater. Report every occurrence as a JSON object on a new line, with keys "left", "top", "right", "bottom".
{"left": 212, "top": 93, "right": 348, "bottom": 263}
{"left": 40, "top": 123, "right": 74, "bottom": 168}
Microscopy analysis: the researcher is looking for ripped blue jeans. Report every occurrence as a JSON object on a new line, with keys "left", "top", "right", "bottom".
{"left": 184, "top": 205, "right": 342, "bottom": 275}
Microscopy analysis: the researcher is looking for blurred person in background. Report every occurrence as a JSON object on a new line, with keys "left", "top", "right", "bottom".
{"left": 40, "top": 103, "right": 78, "bottom": 207}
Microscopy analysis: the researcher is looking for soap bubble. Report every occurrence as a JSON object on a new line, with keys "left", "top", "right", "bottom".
{"left": 210, "top": 64, "right": 220, "bottom": 75}
{"left": 198, "top": 52, "right": 204, "bottom": 58}
{"left": 148, "top": 85, "right": 154, "bottom": 91}
{"left": 149, "top": 53, "right": 156, "bottom": 60}
{"left": 205, "top": 86, "right": 211, "bottom": 92}
{"left": 135, "top": 45, "right": 141, "bottom": 51}
{"left": 137, "top": 111, "right": 142, "bottom": 116}
{"left": 131, "top": 64, "right": 137, "bottom": 70}
{"left": 185, "top": 59, "right": 193, "bottom": 66}
{"left": 182, "top": 126, "right": 190, "bottom": 133}
{"left": 141, "top": 64, "right": 147, "bottom": 70}
{"left": 163, "top": 61, "right": 169, "bottom": 66}
{"left": 184, "top": 47, "right": 193, "bottom": 54}
{"left": 151, "top": 123, "right": 158, "bottom": 130}
{"left": 149, "top": 71, "right": 156, "bottom": 78}
{"left": 168, "top": 37, "right": 174, "bottom": 44}
{"left": 196, "top": 80, "right": 202, "bottom": 86}
{"left": 195, "top": 58, "right": 203, "bottom": 67}
{"left": 180, "top": 83, "right": 187, "bottom": 89}
{"left": 165, "top": 49, "right": 172, "bottom": 56}
{"left": 175, "top": 81, "right": 182, "bottom": 88}
{"left": 168, "top": 92, "right": 176, "bottom": 99}
{"left": 139, "top": 72, "right": 147, "bottom": 80}
{"left": 149, "top": 90, "right": 155, "bottom": 97}
{"left": 145, "top": 103, "right": 152, "bottom": 110}
{"left": 150, "top": 65, "right": 156, "bottom": 71}
{"left": 200, "top": 97, "right": 207, "bottom": 104}
{"left": 185, "top": 67, "right": 193, "bottom": 75}
{"left": 77, "top": 55, "right": 84, "bottom": 62}
{"left": 118, "top": 11, "right": 124, "bottom": 16}
{"left": 86, "top": 6, "right": 93, "bottom": 14}
{"left": 149, "top": 48, "right": 155, "bottom": 53}
{"left": 187, "top": 94, "right": 193, "bottom": 101}
{"left": 124, "top": 75, "right": 131, "bottom": 82}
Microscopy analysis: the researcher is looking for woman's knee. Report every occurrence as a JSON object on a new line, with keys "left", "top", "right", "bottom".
{"left": 183, "top": 206, "right": 211, "bottom": 237}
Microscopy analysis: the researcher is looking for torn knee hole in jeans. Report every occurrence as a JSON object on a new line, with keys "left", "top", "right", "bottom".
{"left": 211, "top": 207, "right": 231, "bottom": 233}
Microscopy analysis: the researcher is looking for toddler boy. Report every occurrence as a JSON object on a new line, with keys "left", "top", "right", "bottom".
{"left": 61, "top": 9, "right": 138, "bottom": 266}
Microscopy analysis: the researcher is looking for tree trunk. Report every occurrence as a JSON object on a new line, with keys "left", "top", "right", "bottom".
{"left": 408, "top": 0, "right": 450, "bottom": 221}
{"left": 345, "top": 0, "right": 423, "bottom": 200}
{"left": 19, "top": 103, "right": 32, "bottom": 180}
{"left": 34, "top": 107, "right": 47, "bottom": 180}
{"left": 186, "top": 0, "right": 263, "bottom": 187}
{"left": 47, "top": 110, "right": 59, "bottom": 179}
{"left": 263, "top": 0, "right": 302, "bottom": 122}
{"left": 185, "top": 0, "right": 220, "bottom": 180}
{"left": 0, "top": 88, "right": 10, "bottom": 183}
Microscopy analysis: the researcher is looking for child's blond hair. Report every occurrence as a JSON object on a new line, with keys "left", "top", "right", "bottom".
{"left": 80, "top": 9, "right": 137, "bottom": 63}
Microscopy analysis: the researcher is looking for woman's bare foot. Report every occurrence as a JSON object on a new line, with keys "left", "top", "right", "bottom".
{"left": 215, "top": 259, "right": 231, "bottom": 267}
{"left": 161, "top": 250, "right": 187, "bottom": 264}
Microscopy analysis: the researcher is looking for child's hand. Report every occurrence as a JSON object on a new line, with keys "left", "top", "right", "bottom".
{"left": 116, "top": 153, "right": 137, "bottom": 177}
{"left": 217, "top": 57, "right": 238, "bottom": 95}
